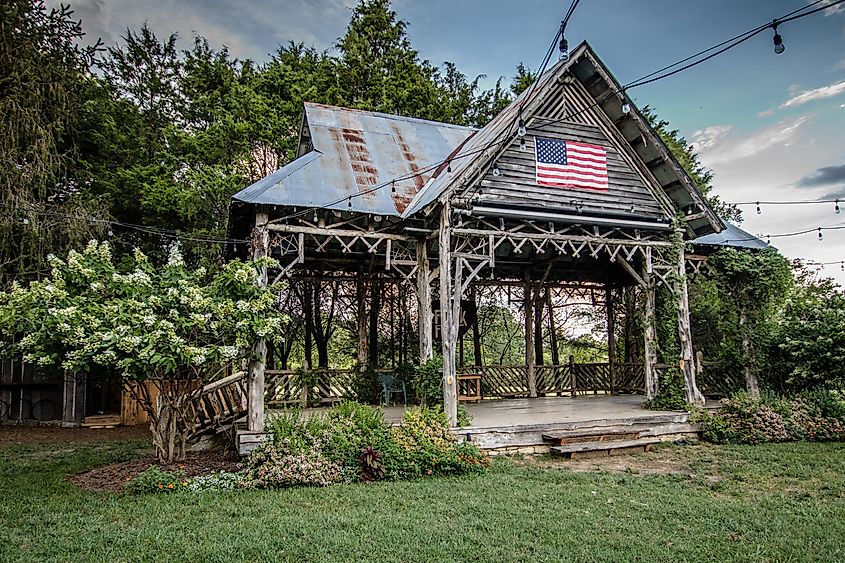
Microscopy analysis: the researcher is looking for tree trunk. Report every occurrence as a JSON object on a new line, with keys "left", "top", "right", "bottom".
{"left": 534, "top": 284, "right": 544, "bottom": 366}
{"left": 369, "top": 278, "right": 381, "bottom": 369}
{"left": 547, "top": 288, "right": 560, "bottom": 366}
{"left": 739, "top": 307, "right": 760, "bottom": 398}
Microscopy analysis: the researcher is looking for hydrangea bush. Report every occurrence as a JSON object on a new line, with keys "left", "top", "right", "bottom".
{"left": 0, "top": 241, "right": 287, "bottom": 463}
{"left": 697, "top": 390, "right": 845, "bottom": 444}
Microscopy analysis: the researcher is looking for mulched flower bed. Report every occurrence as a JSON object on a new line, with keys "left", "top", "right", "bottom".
{"left": 70, "top": 450, "right": 242, "bottom": 492}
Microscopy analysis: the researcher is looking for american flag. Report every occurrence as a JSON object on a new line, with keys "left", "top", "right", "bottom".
{"left": 535, "top": 137, "right": 609, "bottom": 191}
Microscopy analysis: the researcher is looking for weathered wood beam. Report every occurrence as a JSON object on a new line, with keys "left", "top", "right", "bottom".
{"left": 524, "top": 273, "right": 537, "bottom": 398}
{"left": 675, "top": 231, "right": 704, "bottom": 406}
{"left": 642, "top": 263, "right": 658, "bottom": 401}
{"left": 266, "top": 223, "right": 415, "bottom": 241}
{"left": 606, "top": 286, "right": 617, "bottom": 395}
{"left": 616, "top": 256, "right": 647, "bottom": 288}
{"left": 247, "top": 211, "right": 269, "bottom": 432}
{"left": 416, "top": 240, "right": 433, "bottom": 361}
{"left": 439, "top": 202, "right": 459, "bottom": 425}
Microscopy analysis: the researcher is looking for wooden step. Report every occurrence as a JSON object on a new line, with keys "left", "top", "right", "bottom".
{"left": 550, "top": 437, "right": 663, "bottom": 459}
{"left": 81, "top": 414, "right": 122, "bottom": 428}
{"left": 542, "top": 427, "right": 641, "bottom": 445}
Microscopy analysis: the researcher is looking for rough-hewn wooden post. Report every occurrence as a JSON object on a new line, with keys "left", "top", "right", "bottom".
{"left": 675, "top": 231, "right": 704, "bottom": 406}
{"left": 547, "top": 288, "right": 560, "bottom": 366}
{"left": 438, "top": 202, "right": 458, "bottom": 425}
{"left": 248, "top": 210, "right": 269, "bottom": 432}
{"left": 524, "top": 275, "right": 537, "bottom": 398}
{"left": 416, "top": 240, "right": 433, "bottom": 361}
{"left": 642, "top": 262, "right": 658, "bottom": 400}
{"left": 357, "top": 269, "right": 368, "bottom": 368}
{"left": 569, "top": 354, "right": 576, "bottom": 397}
{"left": 470, "top": 286, "right": 483, "bottom": 367}
{"left": 606, "top": 286, "right": 616, "bottom": 395}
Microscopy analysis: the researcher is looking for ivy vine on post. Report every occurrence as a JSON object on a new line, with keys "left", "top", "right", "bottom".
{"left": 0, "top": 241, "right": 287, "bottom": 463}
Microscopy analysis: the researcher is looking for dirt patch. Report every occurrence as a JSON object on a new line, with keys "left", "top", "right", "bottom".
{"left": 0, "top": 424, "right": 152, "bottom": 447}
{"left": 515, "top": 443, "right": 721, "bottom": 480}
{"left": 69, "top": 450, "right": 242, "bottom": 492}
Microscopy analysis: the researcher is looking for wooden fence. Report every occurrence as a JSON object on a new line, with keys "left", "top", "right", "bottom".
{"left": 459, "top": 362, "right": 645, "bottom": 398}
{"left": 259, "top": 362, "right": 646, "bottom": 407}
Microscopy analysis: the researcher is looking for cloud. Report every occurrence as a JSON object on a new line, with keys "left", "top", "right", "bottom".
{"left": 780, "top": 80, "right": 845, "bottom": 109}
{"left": 47, "top": 0, "right": 359, "bottom": 62}
{"left": 757, "top": 108, "right": 775, "bottom": 118}
{"left": 817, "top": 0, "right": 845, "bottom": 16}
{"left": 798, "top": 165, "right": 845, "bottom": 192}
{"left": 691, "top": 117, "right": 808, "bottom": 165}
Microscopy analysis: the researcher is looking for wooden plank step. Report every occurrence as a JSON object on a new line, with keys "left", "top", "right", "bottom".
{"left": 542, "top": 427, "right": 641, "bottom": 445}
{"left": 550, "top": 437, "right": 663, "bottom": 459}
{"left": 81, "top": 414, "right": 121, "bottom": 428}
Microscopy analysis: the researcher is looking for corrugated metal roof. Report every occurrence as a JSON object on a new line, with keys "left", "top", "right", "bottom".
{"left": 692, "top": 222, "right": 769, "bottom": 250}
{"left": 232, "top": 103, "right": 475, "bottom": 216}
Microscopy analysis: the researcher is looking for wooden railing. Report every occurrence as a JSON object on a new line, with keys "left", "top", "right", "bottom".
{"left": 458, "top": 362, "right": 645, "bottom": 398}
{"left": 189, "top": 370, "right": 248, "bottom": 435}
{"left": 264, "top": 368, "right": 373, "bottom": 406}
{"left": 257, "top": 362, "right": 648, "bottom": 409}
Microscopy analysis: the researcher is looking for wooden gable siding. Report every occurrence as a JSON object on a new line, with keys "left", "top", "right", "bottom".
{"left": 467, "top": 77, "right": 676, "bottom": 222}
{"left": 478, "top": 122, "right": 663, "bottom": 217}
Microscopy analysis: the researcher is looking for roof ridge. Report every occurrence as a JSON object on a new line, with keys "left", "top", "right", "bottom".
{"left": 303, "top": 102, "right": 477, "bottom": 132}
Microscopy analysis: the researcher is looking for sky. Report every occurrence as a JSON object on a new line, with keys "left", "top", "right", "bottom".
{"left": 52, "top": 0, "right": 845, "bottom": 283}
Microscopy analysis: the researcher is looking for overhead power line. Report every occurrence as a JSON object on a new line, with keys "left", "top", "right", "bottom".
{"left": 271, "top": 0, "right": 843, "bottom": 225}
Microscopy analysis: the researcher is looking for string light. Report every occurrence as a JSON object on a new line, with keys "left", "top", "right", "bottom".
{"left": 756, "top": 201, "right": 761, "bottom": 214}
{"left": 517, "top": 117, "right": 527, "bottom": 137}
{"left": 270, "top": 0, "right": 845, "bottom": 227}
{"left": 391, "top": 180, "right": 396, "bottom": 194}
{"left": 447, "top": 161, "right": 452, "bottom": 174}
{"left": 772, "top": 20, "right": 785, "bottom": 54}
{"left": 347, "top": 196, "right": 352, "bottom": 208}
{"left": 558, "top": 30, "right": 569, "bottom": 61}
{"left": 492, "top": 163, "right": 501, "bottom": 177}
{"left": 836, "top": 199, "right": 841, "bottom": 214}
{"left": 312, "top": 210, "right": 318, "bottom": 223}
{"left": 818, "top": 227, "right": 823, "bottom": 241}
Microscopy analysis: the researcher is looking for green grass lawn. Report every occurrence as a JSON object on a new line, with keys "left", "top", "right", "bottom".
{"left": 1, "top": 439, "right": 844, "bottom": 562}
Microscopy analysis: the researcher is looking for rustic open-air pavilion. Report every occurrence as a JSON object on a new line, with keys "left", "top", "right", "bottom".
{"left": 224, "top": 41, "right": 727, "bottom": 452}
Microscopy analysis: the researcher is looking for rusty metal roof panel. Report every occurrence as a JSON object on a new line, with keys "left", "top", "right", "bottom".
{"left": 232, "top": 103, "right": 475, "bottom": 216}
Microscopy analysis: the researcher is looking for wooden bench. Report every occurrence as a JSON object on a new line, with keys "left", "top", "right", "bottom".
{"left": 457, "top": 373, "right": 482, "bottom": 403}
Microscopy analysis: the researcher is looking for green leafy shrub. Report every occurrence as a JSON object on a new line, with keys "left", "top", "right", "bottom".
{"left": 456, "top": 404, "right": 472, "bottom": 427}
{"left": 389, "top": 406, "right": 489, "bottom": 478}
{"left": 318, "top": 401, "right": 394, "bottom": 478}
{"left": 241, "top": 443, "right": 343, "bottom": 488}
{"left": 412, "top": 356, "right": 443, "bottom": 406}
{"left": 126, "top": 466, "right": 187, "bottom": 494}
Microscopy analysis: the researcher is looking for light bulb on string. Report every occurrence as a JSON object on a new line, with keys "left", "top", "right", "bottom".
{"left": 818, "top": 227, "right": 823, "bottom": 241}
{"left": 558, "top": 29, "right": 568, "bottom": 62}
{"left": 492, "top": 163, "right": 501, "bottom": 177}
{"left": 391, "top": 180, "right": 396, "bottom": 194}
{"left": 312, "top": 210, "right": 318, "bottom": 223}
{"left": 766, "top": 235, "right": 771, "bottom": 245}
{"left": 621, "top": 99, "right": 631, "bottom": 115}
{"left": 756, "top": 202, "right": 761, "bottom": 215}
{"left": 447, "top": 161, "right": 452, "bottom": 174}
{"left": 517, "top": 117, "right": 527, "bottom": 138}
{"left": 519, "top": 137, "right": 526, "bottom": 151}
{"left": 347, "top": 196, "right": 352, "bottom": 209}
{"left": 836, "top": 199, "right": 840, "bottom": 214}
{"left": 772, "top": 21, "right": 785, "bottom": 55}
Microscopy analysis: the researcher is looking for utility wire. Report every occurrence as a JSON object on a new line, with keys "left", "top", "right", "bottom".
{"left": 271, "top": 0, "right": 843, "bottom": 226}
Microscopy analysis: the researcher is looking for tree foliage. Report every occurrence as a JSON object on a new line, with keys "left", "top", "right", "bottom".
{"left": 0, "top": 241, "right": 287, "bottom": 461}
